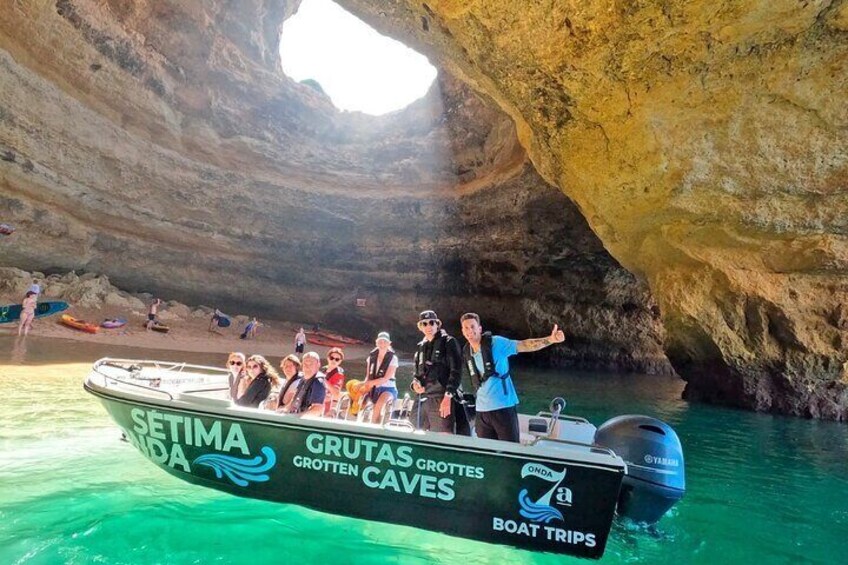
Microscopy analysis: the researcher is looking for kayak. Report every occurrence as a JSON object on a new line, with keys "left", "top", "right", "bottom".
{"left": 151, "top": 322, "right": 170, "bottom": 333}
{"left": 101, "top": 318, "right": 128, "bottom": 329}
{"left": 306, "top": 334, "right": 347, "bottom": 348}
{"left": 306, "top": 330, "right": 364, "bottom": 345}
{"left": 61, "top": 314, "right": 99, "bottom": 334}
{"left": 0, "top": 301, "right": 69, "bottom": 324}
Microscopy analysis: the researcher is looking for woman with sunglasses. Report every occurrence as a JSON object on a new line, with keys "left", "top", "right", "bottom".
{"left": 235, "top": 355, "right": 281, "bottom": 408}
{"left": 322, "top": 347, "right": 346, "bottom": 416}
{"left": 275, "top": 354, "right": 303, "bottom": 412}
{"left": 226, "top": 352, "right": 246, "bottom": 400}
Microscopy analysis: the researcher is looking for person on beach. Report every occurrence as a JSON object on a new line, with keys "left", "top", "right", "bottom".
{"left": 322, "top": 347, "right": 346, "bottom": 416}
{"left": 284, "top": 351, "right": 326, "bottom": 416}
{"left": 240, "top": 317, "right": 261, "bottom": 340}
{"left": 18, "top": 291, "right": 37, "bottom": 336}
{"left": 357, "top": 332, "right": 398, "bottom": 424}
{"left": 460, "top": 313, "right": 566, "bottom": 443}
{"left": 145, "top": 298, "right": 162, "bottom": 330}
{"left": 235, "top": 355, "right": 280, "bottom": 409}
{"left": 225, "top": 352, "right": 246, "bottom": 400}
{"left": 28, "top": 279, "right": 41, "bottom": 297}
{"left": 410, "top": 310, "right": 467, "bottom": 434}
{"left": 275, "top": 354, "right": 303, "bottom": 412}
{"left": 209, "top": 309, "right": 225, "bottom": 333}
{"left": 294, "top": 327, "right": 306, "bottom": 353}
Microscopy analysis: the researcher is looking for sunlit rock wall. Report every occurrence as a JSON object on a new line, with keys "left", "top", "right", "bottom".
{"left": 340, "top": 0, "right": 848, "bottom": 419}
{"left": 0, "top": 0, "right": 668, "bottom": 373}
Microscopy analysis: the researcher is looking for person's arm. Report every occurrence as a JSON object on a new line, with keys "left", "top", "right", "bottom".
{"left": 439, "top": 339, "right": 464, "bottom": 417}
{"left": 516, "top": 325, "right": 565, "bottom": 353}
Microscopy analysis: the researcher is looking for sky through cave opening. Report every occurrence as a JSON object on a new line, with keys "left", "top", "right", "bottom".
{"left": 280, "top": 0, "right": 438, "bottom": 116}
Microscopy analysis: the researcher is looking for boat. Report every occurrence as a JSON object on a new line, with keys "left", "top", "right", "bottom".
{"left": 0, "top": 301, "right": 69, "bottom": 324}
{"left": 60, "top": 314, "right": 99, "bottom": 333}
{"left": 84, "top": 358, "right": 685, "bottom": 559}
{"left": 306, "top": 334, "right": 349, "bottom": 348}
{"left": 306, "top": 330, "right": 365, "bottom": 345}
{"left": 101, "top": 318, "right": 128, "bottom": 329}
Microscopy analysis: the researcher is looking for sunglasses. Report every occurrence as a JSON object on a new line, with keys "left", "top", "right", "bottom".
{"left": 228, "top": 360, "right": 243, "bottom": 366}
{"left": 329, "top": 356, "right": 342, "bottom": 362}
{"left": 418, "top": 320, "right": 439, "bottom": 327}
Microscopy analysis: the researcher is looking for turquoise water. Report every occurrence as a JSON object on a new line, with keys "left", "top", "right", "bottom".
{"left": 1, "top": 336, "right": 846, "bottom": 564}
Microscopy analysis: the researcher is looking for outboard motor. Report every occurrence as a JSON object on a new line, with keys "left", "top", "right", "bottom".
{"left": 594, "top": 415, "right": 685, "bottom": 524}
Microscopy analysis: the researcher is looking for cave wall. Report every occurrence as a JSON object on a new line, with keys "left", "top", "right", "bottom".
{"left": 0, "top": 0, "right": 668, "bottom": 374}
{"left": 337, "top": 0, "right": 848, "bottom": 419}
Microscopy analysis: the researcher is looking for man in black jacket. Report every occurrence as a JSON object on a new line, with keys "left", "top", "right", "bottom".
{"left": 411, "top": 310, "right": 468, "bottom": 434}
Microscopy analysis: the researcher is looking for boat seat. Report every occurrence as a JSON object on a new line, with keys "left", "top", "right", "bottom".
{"left": 518, "top": 413, "right": 597, "bottom": 446}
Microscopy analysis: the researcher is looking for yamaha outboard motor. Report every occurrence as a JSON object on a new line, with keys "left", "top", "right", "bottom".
{"left": 594, "top": 415, "right": 685, "bottom": 524}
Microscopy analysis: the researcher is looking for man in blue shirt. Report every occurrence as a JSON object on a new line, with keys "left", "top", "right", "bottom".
{"left": 460, "top": 312, "right": 565, "bottom": 443}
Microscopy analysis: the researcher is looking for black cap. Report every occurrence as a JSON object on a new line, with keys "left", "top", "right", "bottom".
{"left": 419, "top": 310, "right": 439, "bottom": 322}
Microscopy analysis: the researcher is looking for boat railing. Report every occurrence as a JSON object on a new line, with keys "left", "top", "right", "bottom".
{"left": 529, "top": 436, "right": 618, "bottom": 457}
{"left": 535, "top": 410, "right": 591, "bottom": 426}
{"left": 90, "top": 357, "right": 230, "bottom": 401}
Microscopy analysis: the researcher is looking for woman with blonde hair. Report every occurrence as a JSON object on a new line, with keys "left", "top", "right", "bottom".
{"left": 235, "top": 355, "right": 280, "bottom": 408}
{"left": 225, "top": 352, "right": 246, "bottom": 400}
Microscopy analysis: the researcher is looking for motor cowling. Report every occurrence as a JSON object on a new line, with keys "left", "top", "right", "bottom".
{"left": 594, "top": 415, "right": 685, "bottom": 525}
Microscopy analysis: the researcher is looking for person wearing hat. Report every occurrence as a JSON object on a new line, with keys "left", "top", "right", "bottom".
{"left": 410, "top": 310, "right": 467, "bottom": 435}
{"left": 460, "top": 312, "right": 565, "bottom": 443}
{"left": 357, "top": 331, "right": 398, "bottom": 423}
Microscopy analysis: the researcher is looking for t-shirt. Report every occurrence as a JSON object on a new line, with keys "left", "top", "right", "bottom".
{"left": 366, "top": 353, "right": 398, "bottom": 387}
{"left": 28, "top": 283, "right": 40, "bottom": 295}
{"left": 289, "top": 374, "right": 327, "bottom": 414}
{"left": 324, "top": 367, "right": 345, "bottom": 390}
{"left": 472, "top": 336, "right": 519, "bottom": 412}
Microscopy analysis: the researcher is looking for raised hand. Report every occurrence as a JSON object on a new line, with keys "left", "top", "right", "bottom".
{"left": 550, "top": 324, "right": 565, "bottom": 343}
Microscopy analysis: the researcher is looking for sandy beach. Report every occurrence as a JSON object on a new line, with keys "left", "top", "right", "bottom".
{"left": 0, "top": 299, "right": 374, "bottom": 362}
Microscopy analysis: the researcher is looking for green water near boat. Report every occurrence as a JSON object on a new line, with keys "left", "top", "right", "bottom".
{"left": 1, "top": 336, "right": 846, "bottom": 564}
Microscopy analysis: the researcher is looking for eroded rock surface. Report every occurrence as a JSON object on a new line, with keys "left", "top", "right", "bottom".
{"left": 0, "top": 1, "right": 668, "bottom": 374}
{"left": 339, "top": 0, "right": 848, "bottom": 419}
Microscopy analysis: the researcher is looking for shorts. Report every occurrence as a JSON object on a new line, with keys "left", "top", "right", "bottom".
{"left": 147, "top": 313, "right": 155, "bottom": 321}
{"left": 368, "top": 385, "right": 397, "bottom": 404}
{"left": 411, "top": 395, "right": 455, "bottom": 433}
{"left": 295, "top": 343, "right": 304, "bottom": 353}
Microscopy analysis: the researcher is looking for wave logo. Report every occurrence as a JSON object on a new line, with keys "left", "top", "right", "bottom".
{"left": 517, "top": 463, "right": 568, "bottom": 523}
{"left": 194, "top": 446, "right": 277, "bottom": 487}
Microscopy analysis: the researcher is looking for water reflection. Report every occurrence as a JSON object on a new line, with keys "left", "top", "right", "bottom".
{"left": 10, "top": 336, "right": 27, "bottom": 365}
{"left": 1, "top": 338, "right": 846, "bottom": 564}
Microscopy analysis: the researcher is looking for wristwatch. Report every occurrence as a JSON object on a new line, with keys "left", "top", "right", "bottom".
{"left": 444, "top": 391, "right": 454, "bottom": 399}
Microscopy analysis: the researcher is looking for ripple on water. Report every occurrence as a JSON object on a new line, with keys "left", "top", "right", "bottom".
{"left": 1, "top": 338, "right": 847, "bottom": 564}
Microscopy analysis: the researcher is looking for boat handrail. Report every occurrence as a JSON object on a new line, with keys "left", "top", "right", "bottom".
{"left": 535, "top": 411, "right": 591, "bottom": 426}
{"left": 530, "top": 436, "right": 616, "bottom": 457}
{"left": 91, "top": 357, "right": 228, "bottom": 401}
{"left": 94, "top": 357, "right": 230, "bottom": 376}
{"left": 97, "top": 373, "right": 175, "bottom": 401}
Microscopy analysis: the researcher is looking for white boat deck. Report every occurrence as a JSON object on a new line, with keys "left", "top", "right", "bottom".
{"left": 87, "top": 358, "right": 624, "bottom": 470}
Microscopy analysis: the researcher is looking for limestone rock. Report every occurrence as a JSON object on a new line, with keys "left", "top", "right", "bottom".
{"left": 5, "top": 0, "right": 845, "bottom": 418}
